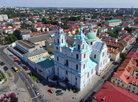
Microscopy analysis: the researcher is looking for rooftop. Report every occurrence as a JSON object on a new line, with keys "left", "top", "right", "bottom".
{"left": 34, "top": 56, "right": 54, "bottom": 70}
{"left": 24, "top": 49, "right": 48, "bottom": 58}
{"left": 107, "top": 19, "right": 122, "bottom": 23}
{"left": 17, "top": 40, "right": 36, "bottom": 49}
{"left": 93, "top": 81, "right": 138, "bottom": 102}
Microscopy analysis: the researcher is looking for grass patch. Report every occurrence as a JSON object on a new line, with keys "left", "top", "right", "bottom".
{"left": 7, "top": 73, "right": 12, "bottom": 77}
{"left": 30, "top": 75, "right": 38, "bottom": 82}
{"left": 0, "top": 70, "right": 4, "bottom": 79}
{"left": 0, "top": 70, "right": 7, "bottom": 84}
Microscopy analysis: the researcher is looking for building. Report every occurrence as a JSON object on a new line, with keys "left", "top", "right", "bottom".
{"left": 29, "top": 34, "right": 49, "bottom": 47}
{"left": 34, "top": 55, "right": 54, "bottom": 79}
{"left": 121, "top": 34, "right": 135, "bottom": 46}
{"left": 15, "top": 40, "right": 40, "bottom": 53}
{"left": 93, "top": 81, "right": 138, "bottom": 102}
{"left": 127, "top": 52, "right": 138, "bottom": 60}
{"left": 111, "top": 58, "right": 138, "bottom": 95}
{"left": 54, "top": 25, "right": 110, "bottom": 91}
{"left": 104, "top": 19, "right": 122, "bottom": 27}
{"left": 24, "top": 49, "right": 49, "bottom": 62}
{"left": 108, "top": 47, "right": 120, "bottom": 61}
{"left": 0, "top": 15, "right": 8, "bottom": 21}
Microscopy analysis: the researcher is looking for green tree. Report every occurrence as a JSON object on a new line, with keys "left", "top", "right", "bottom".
{"left": 125, "top": 27, "right": 132, "bottom": 33}
{"left": 75, "top": 29, "right": 79, "bottom": 34}
{"left": 120, "top": 53, "right": 127, "bottom": 60}
{"left": 13, "top": 30, "right": 21, "bottom": 40}
{"left": 136, "top": 37, "right": 138, "bottom": 42}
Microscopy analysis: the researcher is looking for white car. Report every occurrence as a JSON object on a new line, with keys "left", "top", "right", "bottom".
{"left": 35, "top": 90, "right": 40, "bottom": 96}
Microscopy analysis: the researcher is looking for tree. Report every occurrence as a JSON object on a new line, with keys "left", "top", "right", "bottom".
{"left": 125, "top": 27, "right": 132, "bottom": 33}
{"left": 13, "top": 30, "right": 21, "bottom": 40}
{"left": 136, "top": 37, "right": 138, "bottom": 42}
{"left": 75, "top": 29, "right": 79, "bottom": 34}
{"left": 120, "top": 53, "right": 127, "bottom": 60}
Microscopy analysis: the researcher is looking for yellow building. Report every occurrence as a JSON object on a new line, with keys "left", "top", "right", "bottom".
{"left": 24, "top": 49, "right": 49, "bottom": 62}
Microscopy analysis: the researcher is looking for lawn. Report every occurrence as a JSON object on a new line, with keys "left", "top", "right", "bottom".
{"left": 30, "top": 75, "right": 38, "bottom": 82}
{"left": 7, "top": 73, "right": 12, "bottom": 77}
{"left": 0, "top": 71, "right": 4, "bottom": 79}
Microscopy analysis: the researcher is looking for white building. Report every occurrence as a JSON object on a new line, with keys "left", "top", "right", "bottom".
{"left": 54, "top": 25, "right": 110, "bottom": 91}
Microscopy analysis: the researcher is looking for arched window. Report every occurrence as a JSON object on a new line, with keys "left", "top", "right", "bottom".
{"left": 65, "top": 60, "right": 68, "bottom": 66}
{"left": 76, "top": 64, "right": 78, "bottom": 70}
{"left": 78, "top": 45, "right": 80, "bottom": 50}
{"left": 82, "top": 44, "right": 84, "bottom": 49}
{"left": 57, "top": 39, "right": 59, "bottom": 43}
{"left": 83, "top": 64, "right": 85, "bottom": 69}
{"left": 84, "top": 54, "right": 86, "bottom": 58}
{"left": 57, "top": 56, "right": 59, "bottom": 61}
{"left": 76, "top": 54, "right": 79, "bottom": 59}
{"left": 62, "top": 39, "right": 63, "bottom": 43}
{"left": 94, "top": 54, "right": 96, "bottom": 59}
{"left": 91, "top": 42, "right": 93, "bottom": 45}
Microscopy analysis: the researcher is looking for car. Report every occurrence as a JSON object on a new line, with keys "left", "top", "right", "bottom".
{"left": 3, "top": 66, "right": 9, "bottom": 72}
{"left": 17, "top": 61, "right": 22, "bottom": 65}
{"left": 48, "top": 88, "right": 54, "bottom": 93}
{"left": 35, "top": 90, "right": 40, "bottom": 96}
{"left": 0, "top": 62, "right": 5, "bottom": 66}
{"left": 56, "top": 92, "right": 63, "bottom": 96}
{"left": 56, "top": 90, "right": 62, "bottom": 93}
{"left": 9, "top": 54, "right": 13, "bottom": 57}
{"left": 23, "top": 66, "right": 29, "bottom": 71}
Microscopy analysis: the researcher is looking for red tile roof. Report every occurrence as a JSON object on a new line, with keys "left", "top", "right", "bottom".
{"left": 112, "top": 59, "right": 138, "bottom": 84}
{"left": 122, "top": 34, "right": 134, "bottom": 42}
{"left": 127, "top": 52, "right": 138, "bottom": 60}
{"left": 93, "top": 81, "right": 138, "bottom": 102}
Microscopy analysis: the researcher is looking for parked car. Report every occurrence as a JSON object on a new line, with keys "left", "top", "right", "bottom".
{"left": 56, "top": 90, "right": 62, "bottom": 93}
{"left": 0, "top": 62, "right": 5, "bottom": 66}
{"left": 56, "top": 92, "right": 63, "bottom": 96}
{"left": 23, "top": 66, "right": 29, "bottom": 71}
{"left": 17, "top": 61, "right": 22, "bottom": 65}
{"left": 3, "top": 66, "right": 9, "bottom": 72}
{"left": 48, "top": 88, "right": 54, "bottom": 93}
{"left": 35, "top": 90, "right": 40, "bottom": 96}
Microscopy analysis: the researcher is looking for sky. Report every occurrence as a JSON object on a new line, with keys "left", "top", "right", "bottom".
{"left": 0, "top": 0, "right": 138, "bottom": 8}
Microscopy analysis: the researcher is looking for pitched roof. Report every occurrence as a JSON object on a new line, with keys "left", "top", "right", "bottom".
{"left": 127, "top": 52, "right": 138, "bottom": 60}
{"left": 29, "top": 34, "right": 49, "bottom": 43}
{"left": 112, "top": 58, "right": 138, "bottom": 84}
{"left": 24, "top": 49, "right": 48, "bottom": 57}
{"left": 93, "top": 81, "right": 138, "bottom": 102}
{"left": 107, "top": 19, "right": 122, "bottom": 23}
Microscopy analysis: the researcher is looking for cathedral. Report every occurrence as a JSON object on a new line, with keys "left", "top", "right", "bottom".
{"left": 53, "top": 24, "right": 110, "bottom": 91}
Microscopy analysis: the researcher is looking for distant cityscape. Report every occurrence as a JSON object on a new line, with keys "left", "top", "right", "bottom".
{"left": 0, "top": 6, "right": 138, "bottom": 102}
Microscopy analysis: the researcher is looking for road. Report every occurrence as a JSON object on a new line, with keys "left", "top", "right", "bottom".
{"left": 0, "top": 46, "right": 45, "bottom": 102}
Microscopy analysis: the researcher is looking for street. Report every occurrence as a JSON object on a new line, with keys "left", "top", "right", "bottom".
{"left": 0, "top": 46, "right": 45, "bottom": 102}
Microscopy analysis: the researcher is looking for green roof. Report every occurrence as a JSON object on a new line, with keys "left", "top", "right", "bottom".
{"left": 25, "top": 49, "right": 47, "bottom": 57}
{"left": 107, "top": 19, "right": 121, "bottom": 23}
{"left": 34, "top": 56, "right": 54, "bottom": 69}
{"left": 86, "top": 31, "right": 101, "bottom": 42}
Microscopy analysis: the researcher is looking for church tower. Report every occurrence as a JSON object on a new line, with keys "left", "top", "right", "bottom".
{"left": 54, "top": 28, "right": 66, "bottom": 52}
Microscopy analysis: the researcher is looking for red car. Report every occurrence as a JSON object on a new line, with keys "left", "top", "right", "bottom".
{"left": 48, "top": 88, "right": 54, "bottom": 93}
